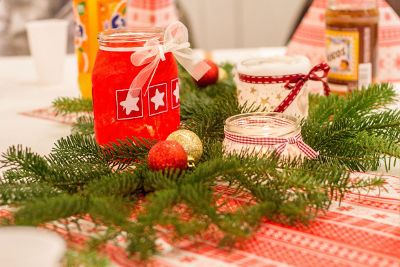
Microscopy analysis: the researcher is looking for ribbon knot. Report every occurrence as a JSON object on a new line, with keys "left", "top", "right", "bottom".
{"left": 126, "top": 21, "right": 211, "bottom": 100}
{"left": 157, "top": 45, "right": 166, "bottom": 61}
{"left": 287, "top": 136, "right": 298, "bottom": 145}
{"left": 284, "top": 63, "right": 331, "bottom": 96}
{"left": 275, "top": 134, "right": 319, "bottom": 159}
{"left": 274, "top": 63, "right": 330, "bottom": 113}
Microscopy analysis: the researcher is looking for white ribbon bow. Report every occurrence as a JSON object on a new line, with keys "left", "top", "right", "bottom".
{"left": 125, "top": 21, "right": 210, "bottom": 103}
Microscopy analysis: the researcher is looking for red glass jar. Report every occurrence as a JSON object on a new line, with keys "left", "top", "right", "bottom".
{"left": 92, "top": 28, "right": 180, "bottom": 145}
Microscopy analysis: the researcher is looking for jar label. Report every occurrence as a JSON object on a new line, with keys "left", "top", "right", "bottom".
{"left": 116, "top": 88, "right": 144, "bottom": 120}
{"left": 116, "top": 79, "right": 180, "bottom": 121}
{"left": 326, "top": 28, "right": 359, "bottom": 82}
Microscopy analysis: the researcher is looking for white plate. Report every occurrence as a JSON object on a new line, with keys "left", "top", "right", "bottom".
{"left": 0, "top": 227, "right": 66, "bottom": 267}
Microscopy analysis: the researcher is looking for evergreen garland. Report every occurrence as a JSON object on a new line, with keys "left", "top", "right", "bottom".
{"left": 1, "top": 64, "right": 399, "bottom": 260}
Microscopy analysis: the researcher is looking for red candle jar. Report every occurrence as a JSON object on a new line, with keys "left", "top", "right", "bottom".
{"left": 92, "top": 28, "right": 180, "bottom": 145}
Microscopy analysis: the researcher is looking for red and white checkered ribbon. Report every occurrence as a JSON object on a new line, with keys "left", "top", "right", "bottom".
{"left": 224, "top": 131, "right": 319, "bottom": 159}
{"left": 238, "top": 63, "right": 331, "bottom": 113}
{"left": 225, "top": 116, "right": 319, "bottom": 159}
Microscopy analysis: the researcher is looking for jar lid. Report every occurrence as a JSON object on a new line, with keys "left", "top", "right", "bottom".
{"left": 98, "top": 27, "right": 164, "bottom": 48}
{"left": 237, "top": 55, "right": 311, "bottom": 76}
{"left": 224, "top": 112, "right": 300, "bottom": 138}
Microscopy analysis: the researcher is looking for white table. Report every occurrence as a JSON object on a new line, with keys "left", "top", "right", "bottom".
{"left": 0, "top": 56, "right": 78, "bottom": 155}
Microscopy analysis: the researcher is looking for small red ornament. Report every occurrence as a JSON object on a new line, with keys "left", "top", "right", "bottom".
{"left": 148, "top": 140, "right": 188, "bottom": 171}
{"left": 195, "top": 59, "right": 219, "bottom": 87}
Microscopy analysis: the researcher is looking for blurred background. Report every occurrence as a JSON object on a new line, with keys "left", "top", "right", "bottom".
{"left": 0, "top": 0, "right": 400, "bottom": 56}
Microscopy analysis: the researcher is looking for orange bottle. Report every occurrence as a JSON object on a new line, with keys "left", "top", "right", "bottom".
{"left": 72, "top": 0, "right": 127, "bottom": 99}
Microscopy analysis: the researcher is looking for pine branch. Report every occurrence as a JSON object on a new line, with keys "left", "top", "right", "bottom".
{"left": 181, "top": 91, "right": 240, "bottom": 141}
{"left": 308, "top": 83, "right": 397, "bottom": 123}
{"left": 303, "top": 84, "right": 400, "bottom": 171}
{"left": 354, "top": 132, "right": 400, "bottom": 158}
{"left": 102, "top": 137, "right": 155, "bottom": 169}
{"left": 14, "top": 195, "right": 89, "bottom": 226}
{"left": 49, "top": 134, "right": 104, "bottom": 164}
{"left": 64, "top": 249, "right": 110, "bottom": 267}
{"left": 53, "top": 97, "right": 93, "bottom": 114}
{"left": 14, "top": 194, "right": 131, "bottom": 229}
{"left": 0, "top": 183, "right": 60, "bottom": 205}
{"left": 84, "top": 171, "right": 142, "bottom": 197}
{"left": 0, "top": 145, "right": 50, "bottom": 183}
{"left": 88, "top": 196, "right": 131, "bottom": 226}
{"left": 72, "top": 115, "right": 95, "bottom": 135}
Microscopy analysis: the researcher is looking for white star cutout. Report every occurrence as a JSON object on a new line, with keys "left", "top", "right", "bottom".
{"left": 120, "top": 95, "right": 140, "bottom": 115}
{"left": 173, "top": 85, "right": 180, "bottom": 103}
{"left": 151, "top": 89, "right": 165, "bottom": 111}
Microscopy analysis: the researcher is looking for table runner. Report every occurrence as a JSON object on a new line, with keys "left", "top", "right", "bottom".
{"left": 1, "top": 172, "right": 398, "bottom": 267}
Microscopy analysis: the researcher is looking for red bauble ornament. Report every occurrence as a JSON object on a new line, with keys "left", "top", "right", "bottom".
{"left": 195, "top": 59, "right": 219, "bottom": 87}
{"left": 148, "top": 141, "right": 188, "bottom": 171}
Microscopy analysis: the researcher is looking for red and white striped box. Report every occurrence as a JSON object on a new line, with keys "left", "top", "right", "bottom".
{"left": 126, "top": 0, "right": 178, "bottom": 28}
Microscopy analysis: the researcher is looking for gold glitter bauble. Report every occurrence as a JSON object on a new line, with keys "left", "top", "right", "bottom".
{"left": 167, "top": 129, "right": 203, "bottom": 165}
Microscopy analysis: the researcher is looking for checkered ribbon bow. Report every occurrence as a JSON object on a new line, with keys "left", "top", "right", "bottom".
{"left": 275, "top": 63, "right": 331, "bottom": 112}
{"left": 224, "top": 132, "right": 319, "bottom": 159}
{"left": 126, "top": 21, "right": 210, "bottom": 100}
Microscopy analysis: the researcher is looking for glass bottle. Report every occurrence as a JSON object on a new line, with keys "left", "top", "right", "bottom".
{"left": 325, "top": 0, "right": 379, "bottom": 93}
{"left": 72, "top": 0, "right": 127, "bottom": 99}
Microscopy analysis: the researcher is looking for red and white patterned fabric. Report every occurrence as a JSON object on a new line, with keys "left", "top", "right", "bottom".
{"left": 1, "top": 172, "right": 398, "bottom": 266}
{"left": 287, "top": 0, "right": 400, "bottom": 82}
{"left": 126, "top": 0, "right": 178, "bottom": 28}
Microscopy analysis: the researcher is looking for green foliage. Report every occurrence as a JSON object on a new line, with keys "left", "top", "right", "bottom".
{"left": 53, "top": 97, "right": 93, "bottom": 114}
{"left": 64, "top": 249, "right": 110, "bottom": 267}
{"left": 0, "top": 64, "right": 399, "bottom": 261}
{"left": 303, "top": 83, "right": 400, "bottom": 171}
{"left": 14, "top": 195, "right": 89, "bottom": 225}
{"left": 72, "top": 115, "right": 95, "bottom": 136}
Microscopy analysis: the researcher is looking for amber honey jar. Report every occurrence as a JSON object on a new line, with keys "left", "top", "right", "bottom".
{"left": 326, "top": 0, "right": 379, "bottom": 93}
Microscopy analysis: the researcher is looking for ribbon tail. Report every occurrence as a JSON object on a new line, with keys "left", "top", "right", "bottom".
{"left": 323, "top": 83, "right": 330, "bottom": 96}
{"left": 174, "top": 48, "right": 211, "bottom": 81}
{"left": 275, "top": 143, "right": 287, "bottom": 155}
{"left": 274, "top": 80, "right": 305, "bottom": 113}
{"left": 296, "top": 140, "right": 319, "bottom": 159}
{"left": 128, "top": 58, "right": 160, "bottom": 98}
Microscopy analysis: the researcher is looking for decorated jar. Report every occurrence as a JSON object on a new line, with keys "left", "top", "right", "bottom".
{"left": 223, "top": 112, "right": 318, "bottom": 159}
{"left": 235, "top": 56, "right": 330, "bottom": 119}
{"left": 92, "top": 28, "right": 180, "bottom": 145}
{"left": 92, "top": 22, "right": 209, "bottom": 146}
